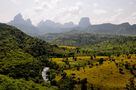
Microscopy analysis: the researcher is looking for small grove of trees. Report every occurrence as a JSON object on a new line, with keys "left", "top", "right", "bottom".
{"left": 81, "top": 78, "right": 88, "bottom": 90}
{"left": 99, "top": 58, "right": 104, "bottom": 65}
{"left": 46, "top": 69, "right": 57, "bottom": 85}
{"left": 63, "top": 58, "right": 71, "bottom": 69}
{"left": 57, "top": 71, "right": 89, "bottom": 90}
{"left": 58, "top": 73, "right": 76, "bottom": 90}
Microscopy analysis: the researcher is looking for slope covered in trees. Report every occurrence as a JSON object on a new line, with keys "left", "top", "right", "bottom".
{"left": 39, "top": 32, "right": 136, "bottom": 55}
{"left": 0, "top": 74, "right": 57, "bottom": 90}
{"left": 0, "top": 23, "right": 65, "bottom": 89}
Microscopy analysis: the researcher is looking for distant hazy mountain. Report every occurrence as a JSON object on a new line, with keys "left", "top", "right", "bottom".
{"left": 78, "top": 17, "right": 91, "bottom": 28}
{"left": 37, "top": 20, "right": 61, "bottom": 34}
{"left": 63, "top": 22, "right": 75, "bottom": 28}
{"left": 37, "top": 20, "right": 77, "bottom": 34}
{"left": 8, "top": 13, "right": 136, "bottom": 36}
{"left": 8, "top": 13, "right": 38, "bottom": 36}
{"left": 87, "top": 22, "right": 136, "bottom": 35}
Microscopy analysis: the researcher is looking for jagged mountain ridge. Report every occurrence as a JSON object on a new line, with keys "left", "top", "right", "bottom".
{"left": 8, "top": 14, "right": 38, "bottom": 36}
{"left": 8, "top": 13, "right": 136, "bottom": 35}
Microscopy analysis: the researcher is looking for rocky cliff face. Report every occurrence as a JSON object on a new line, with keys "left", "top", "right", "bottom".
{"left": 8, "top": 13, "right": 38, "bottom": 36}
{"left": 78, "top": 17, "right": 91, "bottom": 28}
{"left": 8, "top": 14, "right": 136, "bottom": 36}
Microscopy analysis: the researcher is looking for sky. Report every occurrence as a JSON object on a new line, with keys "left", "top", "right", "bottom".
{"left": 0, "top": 0, "right": 136, "bottom": 25}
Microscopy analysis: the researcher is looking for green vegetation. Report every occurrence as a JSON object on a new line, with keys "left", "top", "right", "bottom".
{"left": 0, "top": 23, "right": 136, "bottom": 90}
{"left": 0, "top": 23, "right": 61, "bottom": 89}
{"left": 38, "top": 32, "right": 136, "bottom": 90}
{"left": 0, "top": 74, "right": 57, "bottom": 90}
{"left": 50, "top": 54, "right": 136, "bottom": 90}
{"left": 40, "top": 33, "right": 136, "bottom": 55}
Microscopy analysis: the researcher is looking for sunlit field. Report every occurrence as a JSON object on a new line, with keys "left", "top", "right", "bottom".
{"left": 51, "top": 54, "right": 136, "bottom": 90}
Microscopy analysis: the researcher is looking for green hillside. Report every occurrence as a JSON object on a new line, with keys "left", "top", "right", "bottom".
{"left": 0, "top": 23, "right": 62, "bottom": 89}
{"left": 39, "top": 33, "right": 136, "bottom": 55}
{"left": 0, "top": 74, "right": 57, "bottom": 90}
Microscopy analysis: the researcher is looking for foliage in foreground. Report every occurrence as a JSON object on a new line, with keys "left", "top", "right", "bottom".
{"left": 0, "top": 74, "right": 57, "bottom": 90}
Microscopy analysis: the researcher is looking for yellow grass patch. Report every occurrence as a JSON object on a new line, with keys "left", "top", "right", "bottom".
{"left": 53, "top": 54, "right": 136, "bottom": 89}
{"left": 59, "top": 46, "right": 77, "bottom": 49}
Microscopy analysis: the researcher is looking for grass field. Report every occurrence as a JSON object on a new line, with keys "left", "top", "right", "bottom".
{"left": 50, "top": 54, "right": 136, "bottom": 90}
{"left": 59, "top": 46, "right": 77, "bottom": 49}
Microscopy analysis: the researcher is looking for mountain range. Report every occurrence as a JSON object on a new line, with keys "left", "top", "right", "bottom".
{"left": 8, "top": 13, "right": 136, "bottom": 36}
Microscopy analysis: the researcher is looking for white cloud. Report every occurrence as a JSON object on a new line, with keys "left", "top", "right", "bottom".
{"left": 91, "top": 8, "right": 125, "bottom": 24}
{"left": 93, "top": 9, "right": 107, "bottom": 15}
{"left": 116, "top": 8, "right": 124, "bottom": 13}
{"left": 108, "top": 13, "right": 122, "bottom": 22}
{"left": 10, "top": 0, "right": 21, "bottom": 5}
{"left": 33, "top": 0, "right": 62, "bottom": 13}
{"left": 34, "top": 0, "right": 39, "bottom": 3}
{"left": 16, "top": 0, "right": 136, "bottom": 25}
{"left": 34, "top": 2, "right": 51, "bottom": 12}
{"left": 52, "top": 2, "right": 83, "bottom": 24}
{"left": 34, "top": 0, "right": 61, "bottom": 8}
{"left": 93, "top": 3, "right": 99, "bottom": 7}
{"left": 129, "top": 1, "right": 136, "bottom": 5}
{"left": 122, "top": 12, "right": 136, "bottom": 24}
{"left": 53, "top": 7, "right": 80, "bottom": 21}
{"left": 22, "top": 0, "right": 64, "bottom": 25}
{"left": 101, "top": 8, "right": 124, "bottom": 23}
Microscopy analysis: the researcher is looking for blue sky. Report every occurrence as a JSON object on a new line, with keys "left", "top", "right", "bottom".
{"left": 0, "top": 0, "right": 136, "bottom": 25}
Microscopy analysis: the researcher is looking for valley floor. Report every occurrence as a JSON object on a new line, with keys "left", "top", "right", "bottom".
{"left": 51, "top": 54, "right": 136, "bottom": 90}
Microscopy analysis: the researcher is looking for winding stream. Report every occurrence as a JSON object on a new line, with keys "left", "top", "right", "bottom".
{"left": 42, "top": 67, "right": 49, "bottom": 82}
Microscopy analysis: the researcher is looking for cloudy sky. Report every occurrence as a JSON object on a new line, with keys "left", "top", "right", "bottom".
{"left": 0, "top": 0, "right": 136, "bottom": 25}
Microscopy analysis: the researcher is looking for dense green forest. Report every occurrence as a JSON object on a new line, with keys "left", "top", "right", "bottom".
{"left": 0, "top": 74, "right": 57, "bottom": 90}
{"left": 0, "top": 23, "right": 64, "bottom": 89}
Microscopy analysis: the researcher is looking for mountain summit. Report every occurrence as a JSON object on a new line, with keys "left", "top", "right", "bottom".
{"left": 79, "top": 17, "right": 91, "bottom": 28}
{"left": 8, "top": 13, "right": 38, "bottom": 36}
{"left": 8, "top": 14, "right": 136, "bottom": 35}
{"left": 10, "top": 13, "right": 33, "bottom": 26}
{"left": 13, "top": 13, "right": 25, "bottom": 24}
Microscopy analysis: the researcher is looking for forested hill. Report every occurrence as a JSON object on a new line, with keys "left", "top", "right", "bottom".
{"left": 0, "top": 23, "right": 63, "bottom": 89}
{"left": 0, "top": 23, "right": 63, "bottom": 57}
{"left": 39, "top": 32, "right": 135, "bottom": 46}
{"left": 39, "top": 32, "right": 136, "bottom": 55}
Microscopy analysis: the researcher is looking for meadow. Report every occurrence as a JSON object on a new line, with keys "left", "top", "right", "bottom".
{"left": 49, "top": 46, "right": 136, "bottom": 90}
